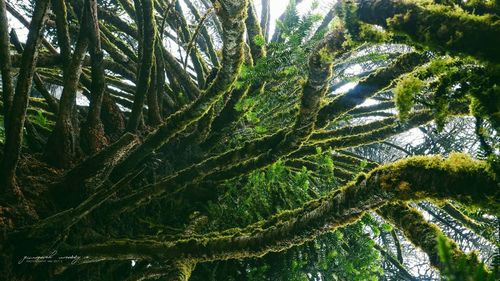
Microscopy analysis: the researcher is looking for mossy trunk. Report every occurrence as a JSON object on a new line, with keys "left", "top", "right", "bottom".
{"left": 0, "top": 0, "right": 14, "bottom": 123}
{"left": 0, "top": 0, "right": 49, "bottom": 192}
{"left": 82, "top": 0, "right": 109, "bottom": 153}
{"left": 44, "top": 29, "right": 88, "bottom": 168}
{"left": 126, "top": 0, "right": 157, "bottom": 132}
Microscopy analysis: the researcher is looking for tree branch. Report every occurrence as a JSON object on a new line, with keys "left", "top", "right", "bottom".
{"left": 354, "top": 0, "right": 500, "bottom": 63}
{"left": 72, "top": 154, "right": 497, "bottom": 264}
{"left": 316, "top": 52, "right": 427, "bottom": 128}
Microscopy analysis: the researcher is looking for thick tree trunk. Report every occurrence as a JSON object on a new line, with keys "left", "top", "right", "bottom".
{"left": 82, "top": 0, "right": 109, "bottom": 153}
{"left": 0, "top": 0, "right": 14, "bottom": 122}
{"left": 1, "top": 0, "right": 50, "bottom": 193}
{"left": 44, "top": 17, "right": 89, "bottom": 168}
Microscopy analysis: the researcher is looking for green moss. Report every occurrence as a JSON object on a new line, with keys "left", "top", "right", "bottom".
{"left": 358, "top": 0, "right": 500, "bottom": 62}
{"left": 394, "top": 74, "right": 424, "bottom": 120}
{"left": 437, "top": 234, "right": 494, "bottom": 281}
{"left": 253, "top": 34, "right": 265, "bottom": 47}
{"left": 358, "top": 23, "right": 388, "bottom": 42}
{"left": 318, "top": 46, "right": 335, "bottom": 63}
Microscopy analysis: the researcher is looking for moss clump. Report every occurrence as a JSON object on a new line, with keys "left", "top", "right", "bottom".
{"left": 394, "top": 74, "right": 424, "bottom": 120}
{"left": 437, "top": 234, "right": 494, "bottom": 281}
{"left": 358, "top": 23, "right": 388, "bottom": 42}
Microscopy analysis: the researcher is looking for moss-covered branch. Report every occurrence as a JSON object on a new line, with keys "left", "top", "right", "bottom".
{"left": 316, "top": 52, "right": 427, "bottom": 128}
{"left": 246, "top": 1, "right": 266, "bottom": 62}
{"left": 107, "top": 27, "right": 348, "bottom": 210}
{"left": 291, "top": 110, "right": 434, "bottom": 160}
{"left": 51, "top": 0, "right": 71, "bottom": 66}
{"left": 109, "top": 0, "right": 249, "bottom": 178}
{"left": 72, "top": 154, "right": 497, "bottom": 264}
{"left": 354, "top": 0, "right": 500, "bottom": 63}
{"left": 378, "top": 203, "right": 487, "bottom": 273}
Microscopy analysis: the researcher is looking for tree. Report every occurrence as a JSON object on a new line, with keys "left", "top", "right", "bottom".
{"left": 0, "top": 0, "right": 498, "bottom": 280}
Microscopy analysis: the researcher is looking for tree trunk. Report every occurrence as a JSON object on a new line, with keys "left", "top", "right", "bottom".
{"left": 1, "top": 0, "right": 50, "bottom": 193}
{"left": 44, "top": 15, "right": 89, "bottom": 168}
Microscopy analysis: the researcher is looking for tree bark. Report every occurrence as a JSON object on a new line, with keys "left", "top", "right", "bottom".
{"left": 1, "top": 0, "right": 50, "bottom": 193}
{"left": 44, "top": 21, "right": 89, "bottom": 168}
{"left": 0, "top": 0, "right": 14, "bottom": 122}
{"left": 82, "top": 0, "right": 109, "bottom": 153}
{"left": 126, "top": 0, "right": 156, "bottom": 132}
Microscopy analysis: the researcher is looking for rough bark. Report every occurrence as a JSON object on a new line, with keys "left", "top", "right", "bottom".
{"left": 0, "top": 0, "right": 14, "bottom": 121}
{"left": 82, "top": 0, "right": 109, "bottom": 153}
{"left": 126, "top": 0, "right": 156, "bottom": 132}
{"left": 44, "top": 20, "right": 89, "bottom": 168}
{"left": 1, "top": 0, "right": 50, "bottom": 192}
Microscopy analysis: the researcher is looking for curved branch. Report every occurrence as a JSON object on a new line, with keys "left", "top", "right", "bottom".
{"left": 354, "top": 0, "right": 500, "bottom": 63}
{"left": 73, "top": 154, "right": 497, "bottom": 264}
{"left": 378, "top": 203, "right": 486, "bottom": 272}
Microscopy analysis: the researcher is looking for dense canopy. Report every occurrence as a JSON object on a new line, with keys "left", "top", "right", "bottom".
{"left": 0, "top": 0, "right": 499, "bottom": 280}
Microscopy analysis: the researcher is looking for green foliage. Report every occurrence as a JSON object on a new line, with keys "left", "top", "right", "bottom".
{"left": 437, "top": 234, "right": 495, "bottom": 281}
{"left": 236, "top": 1, "right": 323, "bottom": 87}
{"left": 206, "top": 161, "right": 313, "bottom": 228}
{"left": 31, "top": 109, "right": 50, "bottom": 129}
{"left": 253, "top": 34, "right": 265, "bottom": 47}
{"left": 394, "top": 74, "right": 423, "bottom": 120}
{"left": 199, "top": 144, "right": 385, "bottom": 280}
{"left": 225, "top": 4, "right": 330, "bottom": 146}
